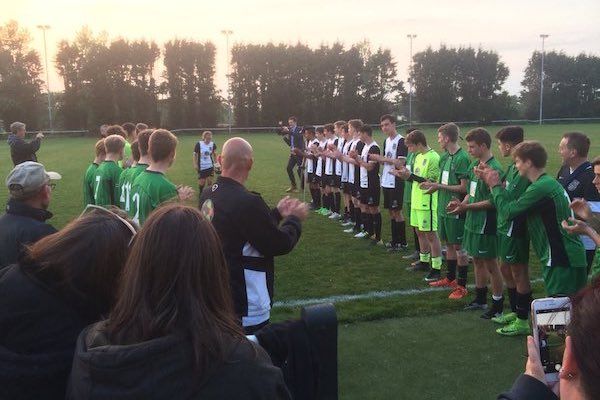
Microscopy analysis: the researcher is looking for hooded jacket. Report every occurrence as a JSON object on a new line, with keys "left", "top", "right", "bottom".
{"left": 67, "top": 321, "right": 292, "bottom": 400}
{"left": 7, "top": 134, "right": 41, "bottom": 166}
{"left": 0, "top": 198, "right": 56, "bottom": 268}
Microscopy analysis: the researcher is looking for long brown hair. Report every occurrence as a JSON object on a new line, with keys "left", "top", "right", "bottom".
{"left": 107, "top": 204, "right": 243, "bottom": 374}
{"left": 23, "top": 208, "right": 134, "bottom": 320}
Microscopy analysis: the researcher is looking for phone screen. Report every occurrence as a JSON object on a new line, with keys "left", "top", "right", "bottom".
{"left": 535, "top": 306, "right": 570, "bottom": 374}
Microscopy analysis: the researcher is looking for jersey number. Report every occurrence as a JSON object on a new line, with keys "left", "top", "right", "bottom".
{"left": 131, "top": 192, "right": 141, "bottom": 224}
{"left": 94, "top": 176, "right": 101, "bottom": 201}
{"left": 120, "top": 182, "right": 133, "bottom": 211}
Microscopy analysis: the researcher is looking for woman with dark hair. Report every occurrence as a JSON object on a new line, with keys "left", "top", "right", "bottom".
{"left": 67, "top": 204, "right": 291, "bottom": 400}
{"left": 0, "top": 206, "right": 136, "bottom": 399}
{"left": 498, "top": 278, "right": 600, "bottom": 400}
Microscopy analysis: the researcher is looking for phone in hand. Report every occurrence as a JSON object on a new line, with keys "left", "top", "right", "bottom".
{"left": 531, "top": 297, "right": 572, "bottom": 383}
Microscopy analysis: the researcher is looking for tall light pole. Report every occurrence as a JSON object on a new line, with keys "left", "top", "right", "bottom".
{"left": 407, "top": 34, "right": 417, "bottom": 125}
{"left": 37, "top": 24, "right": 53, "bottom": 132}
{"left": 539, "top": 34, "right": 549, "bottom": 125}
{"left": 221, "top": 29, "right": 233, "bottom": 134}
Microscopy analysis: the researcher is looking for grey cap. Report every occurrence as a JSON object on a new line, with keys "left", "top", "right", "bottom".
{"left": 6, "top": 161, "right": 61, "bottom": 198}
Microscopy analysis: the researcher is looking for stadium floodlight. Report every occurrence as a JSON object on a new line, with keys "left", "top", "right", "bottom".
{"left": 37, "top": 24, "right": 53, "bottom": 132}
{"left": 407, "top": 34, "right": 417, "bottom": 125}
{"left": 221, "top": 30, "right": 234, "bottom": 134}
{"left": 539, "top": 34, "right": 549, "bottom": 125}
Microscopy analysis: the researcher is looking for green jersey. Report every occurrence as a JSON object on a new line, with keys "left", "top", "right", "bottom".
{"left": 437, "top": 148, "right": 470, "bottom": 219}
{"left": 403, "top": 152, "right": 416, "bottom": 204}
{"left": 491, "top": 173, "right": 586, "bottom": 270}
{"left": 129, "top": 170, "right": 178, "bottom": 225}
{"left": 83, "top": 163, "right": 99, "bottom": 207}
{"left": 118, "top": 163, "right": 149, "bottom": 212}
{"left": 94, "top": 161, "right": 123, "bottom": 206}
{"left": 411, "top": 149, "right": 441, "bottom": 211}
{"left": 464, "top": 157, "right": 503, "bottom": 235}
{"left": 498, "top": 163, "right": 531, "bottom": 237}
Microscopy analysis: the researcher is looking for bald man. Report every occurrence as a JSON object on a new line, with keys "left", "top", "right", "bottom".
{"left": 199, "top": 137, "right": 308, "bottom": 334}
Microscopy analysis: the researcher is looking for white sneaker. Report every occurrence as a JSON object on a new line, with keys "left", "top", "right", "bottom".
{"left": 328, "top": 212, "right": 340, "bottom": 220}
{"left": 354, "top": 231, "right": 368, "bottom": 238}
{"left": 341, "top": 220, "right": 354, "bottom": 227}
{"left": 323, "top": 210, "right": 332, "bottom": 216}
{"left": 343, "top": 228, "right": 355, "bottom": 233}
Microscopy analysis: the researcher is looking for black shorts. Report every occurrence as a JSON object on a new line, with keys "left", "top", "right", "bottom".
{"left": 314, "top": 174, "right": 322, "bottom": 184}
{"left": 383, "top": 187, "right": 404, "bottom": 210}
{"left": 324, "top": 174, "right": 341, "bottom": 188}
{"left": 307, "top": 172, "right": 315, "bottom": 183}
{"left": 341, "top": 181, "right": 352, "bottom": 194}
{"left": 198, "top": 168, "right": 214, "bottom": 179}
{"left": 351, "top": 182, "right": 360, "bottom": 199}
{"left": 359, "top": 186, "right": 381, "bottom": 206}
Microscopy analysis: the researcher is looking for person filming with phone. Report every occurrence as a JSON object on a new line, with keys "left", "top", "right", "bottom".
{"left": 498, "top": 281, "right": 600, "bottom": 400}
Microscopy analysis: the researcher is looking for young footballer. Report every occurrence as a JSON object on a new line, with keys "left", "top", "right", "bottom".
{"left": 395, "top": 130, "right": 442, "bottom": 281}
{"left": 121, "top": 122, "right": 136, "bottom": 168}
{"left": 371, "top": 114, "right": 408, "bottom": 251}
{"left": 420, "top": 123, "right": 470, "bottom": 298}
{"left": 353, "top": 125, "right": 382, "bottom": 243}
{"left": 83, "top": 139, "right": 105, "bottom": 207}
{"left": 341, "top": 120, "right": 365, "bottom": 235}
{"left": 400, "top": 127, "right": 422, "bottom": 262}
{"left": 337, "top": 123, "right": 354, "bottom": 225}
{"left": 118, "top": 128, "right": 153, "bottom": 212}
{"left": 330, "top": 121, "right": 347, "bottom": 220}
{"left": 129, "top": 129, "right": 194, "bottom": 225}
{"left": 314, "top": 127, "right": 328, "bottom": 214}
{"left": 481, "top": 141, "right": 588, "bottom": 297}
{"left": 490, "top": 126, "right": 532, "bottom": 336}
{"left": 93, "top": 133, "right": 125, "bottom": 207}
{"left": 322, "top": 123, "right": 339, "bottom": 218}
{"left": 194, "top": 130, "right": 218, "bottom": 194}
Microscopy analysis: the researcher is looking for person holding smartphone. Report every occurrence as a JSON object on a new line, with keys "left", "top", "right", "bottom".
{"left": 498, "top": 281, "right": 600, "bottom": 400}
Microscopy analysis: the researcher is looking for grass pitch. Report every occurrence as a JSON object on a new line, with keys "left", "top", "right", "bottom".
{"left": 1, "top": 123, "right": 599, "bottom": 399}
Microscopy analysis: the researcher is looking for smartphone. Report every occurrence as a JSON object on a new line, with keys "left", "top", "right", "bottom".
{"left": 531, "top": 297, "right": 572, "bottom": 383}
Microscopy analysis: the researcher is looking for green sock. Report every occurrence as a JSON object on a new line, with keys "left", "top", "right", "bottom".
{"left": 431, "top": 256, "right": 443, "bottom": 270}
{"left": 420, "top": 253, "right": 431, "bottom": 263}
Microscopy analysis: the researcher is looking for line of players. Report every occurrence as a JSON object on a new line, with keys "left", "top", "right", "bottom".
{"left": 298, "top": 117, "right": 598, "bottom": 336}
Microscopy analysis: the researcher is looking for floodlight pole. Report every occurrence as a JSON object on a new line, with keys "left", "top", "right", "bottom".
{"left": 539, "top": 34, "right": 549, "bottom": 125}
{"left": 37, "top": 24, "right": 53, "bottom": 132}
{"left": 407, "top": 34, "right": 417, "bottom": 125}
{"left": 221, "top": 29, "right": 233, "bottom": 134}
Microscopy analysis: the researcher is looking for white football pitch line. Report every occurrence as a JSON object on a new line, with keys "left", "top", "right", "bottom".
{"left": 273, "top": 278, "right": 545, "bottom": 308}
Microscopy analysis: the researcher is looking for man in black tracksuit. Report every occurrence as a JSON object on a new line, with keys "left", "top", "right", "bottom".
{"left": 199, "top": 137, "right": 308, "bottom": 334}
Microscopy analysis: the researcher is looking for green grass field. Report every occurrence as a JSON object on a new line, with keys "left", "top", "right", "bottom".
{"left": 1, "top": 123, "right": 599, "bottom": 399}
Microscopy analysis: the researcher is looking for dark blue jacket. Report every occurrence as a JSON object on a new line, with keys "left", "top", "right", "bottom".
{"left": 288, "top": 126, "right": 304, "bottom": 150}
{"left": 0, "top": 198, "right": 56, "bottom": 268}
{"left": 7, "top": 134, "right": 41, "bottom": 166}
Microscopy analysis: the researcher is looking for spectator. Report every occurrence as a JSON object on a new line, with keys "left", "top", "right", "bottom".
{"left": 498, "top": 278, "right": 600, "bottom": 400}
{"left": 0, "top": 205, "right": 136, "bottom": 399}
{"left": 0, "top": 162, "right": 59, "bottom": 267}
{"left": 199, "top": 137, "right": 308, "bottom": 334}
{"left": 7, "top": 121, "right": 45, "bottom": 166}
{"left": 67, "top": 204, "right": 290, "bottom": 400}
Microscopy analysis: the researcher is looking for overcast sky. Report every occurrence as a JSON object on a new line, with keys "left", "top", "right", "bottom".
{"left": 5, "top": 0, "right": 600, "bottom": 97}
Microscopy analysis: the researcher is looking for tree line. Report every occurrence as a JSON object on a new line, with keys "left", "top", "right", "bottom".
{"left": 1, "top": 20, "right": 600, "bottom": 131}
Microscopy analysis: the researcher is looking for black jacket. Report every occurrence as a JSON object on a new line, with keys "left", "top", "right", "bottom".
{"left": 7, "top": 134, "right": 41, "bottom": 166}
{"left": 0, "top": 263, "right": 96, "bottom": 400}
{"left": 199, "top": 176, "right": 302, "bottom": 326}
{"left": 67, "top": 321, "right": 292, "bottom": 400}
{"left": 497, "top": 375, "right": 559, "bottom": 400}
{"left": 557, "top": 162, "right": 600, "bottom": 202}
{"left": 0, "top": 198, "right": 56, "bottom": 268}
{"left": 289, "top": 126, "right": 305, "bottom": 150}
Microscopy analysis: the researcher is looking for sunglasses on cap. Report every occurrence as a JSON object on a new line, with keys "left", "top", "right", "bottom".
{"left": 80, "top": 204, "right": 138, "bottom": 246}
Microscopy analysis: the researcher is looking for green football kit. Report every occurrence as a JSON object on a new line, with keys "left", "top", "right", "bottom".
{"left": 118, "top": 163, "right": 149, "bottom": 212}
{"left": 83, "top": 162, "right": 99, "bottom": 207}
{"left": 410, "top": 149, "right": 441, "bottom": 231}
{"left": 129, "top": 170, "right": 178, "bottom": 225}
{"left": 492, "top": 173, "right": 588, "bottom": 295}
{"left": 93, "top": 160, "right": 123, "bottom": 207}
{"left": 403, "top": 152, "right": 416, "bottom": 225}
{"left": 437, "top": 148, "right": 470, "bottom": 244}
{"left": 463, "top": 157, "right": 503, "bottom": 259}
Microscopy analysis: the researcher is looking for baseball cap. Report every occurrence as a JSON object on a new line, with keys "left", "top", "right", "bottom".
{"left": 6, "top": 161, "right": 61, "bottom": 198}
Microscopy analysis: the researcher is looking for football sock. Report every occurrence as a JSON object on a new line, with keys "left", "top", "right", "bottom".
{"left": 475, "top": 287, "right": 488, "bottom": 305}
{"left": 354, "top": 208, "right": 362, "bottom": 231}
{"left": 413, "top": 228, "right": 420, "bottom": 252}
{"left": 446, "top": 259, "right": 457, "bottom": 280}
{"left": 491, "top": 295, "right": 504, "bottom": 313}
{"left": 390, "top": 220, "right": 398, "bottom": 245}
{"left": 334, "top": 192, "right": 341, "bottom": 214}
{"left": 365, "top": 213, "right": 374, "bottom": 235}
{"left": 516, "top": 291, "right": 532, "bottom": 321}
{"left": 312, "top": 189, "right": 321, "bottom": 208}
{"left": 431, "top": 256, "right": 443, "bottom": 271}
{"left": 508, "top": 287, "right": 517, "bottom": 313}
{"left": 457, "top": 265, "right": 468, "bottom": 287}
{"left": 349, "top": 202, "right": 355, "bottom": 222}
{"left": 419, "top": 253, "right": 431, "bottom": 270}
{"left": 373, "top": 213, "right": 382, "bottom": 241}
{"left": 397, "top": 220, "right": 407, "bottom": 246}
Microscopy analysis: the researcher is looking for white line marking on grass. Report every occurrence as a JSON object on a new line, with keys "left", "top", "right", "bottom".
{"left": 273, "top": 278, "right": 545, "bottom": 308}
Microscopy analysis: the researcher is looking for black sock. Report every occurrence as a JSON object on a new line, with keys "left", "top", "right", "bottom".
{"left": 328, "top": 193, "right": 334, "bottom": 211}
{"left": 323, "top": 193, "right": 329, "bottom": 210}
{"left": 446, "top": 259, "right": 457, "bottom": 281}
{"left": 508, "top": 287, "right": 517, "bottom": 313}
{"left": 355, "top": 208, "right": 362, "bottom": 231}
{"left": 334, "top": 193, "right": 341, "bottom": 213}
{"left": 349, "top": 202, "right": 355, "bottom": 222}
{"left": 365, "top": 213, "right": 374, "bottom": 235}
{"left": 373, "top": 213, "right": 382, "bottom": 241}
{"left": 390, "top": 220, "right": 398, "bottom": 245}
{"left": 413, "top": 228, "right": 420, "bottom": 252}
{"left": 397, "top": 220, "right": 407, "bottom": 246}
{"left": 492, "top": 296, "right": 504, "bottom": 313}
{"left": 475, "top": 287, "right": 488, "bottom": 305}
{"left": 313, "top": 190, "right": 321, "bottom": 208}
{"left": 516, "top": 291, "right": 532, "bottom": 320}
{"left": 457, "top": 265, "right": 468, "bottom": 287}
{"left": 199, "top": 184, "right": 205, "bottom": 193}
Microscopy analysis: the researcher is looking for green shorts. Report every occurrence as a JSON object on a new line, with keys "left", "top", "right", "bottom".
{"left": 592, "top": 248, "right": 600, "bottom": 279}
{"left": 498, "top": 235, "right": 530, "bottom": 265}
{"left": 463, "top": 229, "right": 497, "bottom": 259}
{"left": 543, "top": 265, "right": 588, "bottom": 296}
{"left": 410, "top": 208, "right": 437, "bottom": 232}
{"left": 438, "top": 216, "right": 464, "bottom": 245}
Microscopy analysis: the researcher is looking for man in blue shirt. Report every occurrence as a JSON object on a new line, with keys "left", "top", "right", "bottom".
{"left": 283, "top": 116, "right": 305, "bottom": 193}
